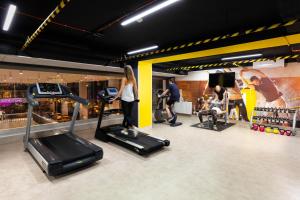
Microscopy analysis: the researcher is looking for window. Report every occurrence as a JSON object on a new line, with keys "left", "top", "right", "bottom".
{"left": 0, "top": 68, "right": 121, "bottom": 131}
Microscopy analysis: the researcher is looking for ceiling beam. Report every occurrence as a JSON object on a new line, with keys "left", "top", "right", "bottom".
{"left": 21, "top": 0, "right": 71, "bottom": 51}
{"left": 143, "top": 33, "right": 300, "bottom": 64}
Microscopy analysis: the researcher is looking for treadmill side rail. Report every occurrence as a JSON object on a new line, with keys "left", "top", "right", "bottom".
{"left": 107, "top": 133, "right": 145, "bottom": 149}
{"left": 27, "top": 142, "right": 51, "bottom": 174}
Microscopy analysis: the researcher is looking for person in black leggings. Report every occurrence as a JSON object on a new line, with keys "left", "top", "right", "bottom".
{"left": 121, "top": 100, "right": 133, "bottom": 128}
{"left": 111, "top": 65, "right": 139, "bottom": 134}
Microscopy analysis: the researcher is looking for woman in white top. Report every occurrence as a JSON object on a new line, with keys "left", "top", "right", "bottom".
{"left": 112, "top": 65, "right": 138, "bottom": 133}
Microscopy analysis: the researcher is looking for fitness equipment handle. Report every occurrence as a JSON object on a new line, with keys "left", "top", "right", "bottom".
{"left": 60, "top": 85, "right": 89, "bottom": 106}
{"left": 26, "top": 86, "right": 39, "bottom": 106}
{"left": 26, "top": 84, "right": 89, "bottom": 106}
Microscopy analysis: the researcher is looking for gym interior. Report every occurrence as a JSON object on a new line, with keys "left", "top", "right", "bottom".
{"left": 0, "top": 0, "right": 300, "bottom": 200}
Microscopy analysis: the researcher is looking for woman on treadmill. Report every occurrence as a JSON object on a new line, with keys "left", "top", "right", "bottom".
{"left": 111, "top": 65, "right": 139, "bottom": 134}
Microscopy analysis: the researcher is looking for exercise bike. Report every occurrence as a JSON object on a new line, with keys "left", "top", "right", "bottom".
{"left": 154, "top": 90, "right": 182, "bottom": 127}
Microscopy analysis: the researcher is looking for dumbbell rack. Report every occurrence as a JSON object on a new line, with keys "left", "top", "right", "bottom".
{"left": 250, "top": 107, "right": 298, "bottom": 136}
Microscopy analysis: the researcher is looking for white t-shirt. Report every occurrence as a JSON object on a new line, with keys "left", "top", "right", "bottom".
{"left": 121, "top": 83, "right": 135, "bottom": 102}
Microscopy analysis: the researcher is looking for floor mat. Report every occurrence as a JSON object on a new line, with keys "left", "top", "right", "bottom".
{"left": 191, "top": 121, "right": 235, "bottom": 132}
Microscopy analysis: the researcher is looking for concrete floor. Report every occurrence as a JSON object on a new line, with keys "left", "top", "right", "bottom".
{"left": 1, "top": 116, "right": 300, "bottom": 200}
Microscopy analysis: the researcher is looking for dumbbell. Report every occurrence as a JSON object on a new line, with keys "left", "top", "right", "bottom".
{"left": 283, "top": 120, "right": 289, "bottom": 127}
{"left": 279, "top": 118, "right": 284, "bottom": 125}
{"left": 284, "top": 108, "right": 289, "bottom": 113}
{"left": 271, "top": 117, "right": 276, "bottom": 124}
{"left": 290, "top": 109, "right": 296, "bottom": 114}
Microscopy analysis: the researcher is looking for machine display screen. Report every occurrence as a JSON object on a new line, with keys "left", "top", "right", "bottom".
{"left": 106, "top": 87, "right": 118, "bottom": 96}
{"left": 36, "top": 83, "right": 63, "bottom": 95}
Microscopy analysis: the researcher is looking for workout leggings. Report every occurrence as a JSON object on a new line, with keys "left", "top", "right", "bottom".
{"left": 198, "top": 110, "right": 217, "bottom": 125}
{"left": 121, "top": 100, "right": 134, "bottom": 128}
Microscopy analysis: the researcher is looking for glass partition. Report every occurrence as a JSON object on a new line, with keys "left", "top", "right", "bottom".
{"left": 0, "top": 68, "right": 121, "bottom": 131}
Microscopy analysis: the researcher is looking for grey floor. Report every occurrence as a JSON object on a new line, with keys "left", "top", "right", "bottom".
{"left": 1, "top": 116, "right": 300, "bottom": 200}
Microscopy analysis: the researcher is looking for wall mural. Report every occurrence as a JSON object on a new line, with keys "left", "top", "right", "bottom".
{"left": 176, "top": 62, "right": 300, "bottom": 122}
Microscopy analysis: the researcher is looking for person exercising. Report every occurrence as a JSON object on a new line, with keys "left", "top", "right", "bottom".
{"left": 213, "top": 85, "right": 227, "bottom": 108}
{"left": 240, "top": 68, "right": 286, "bottom": 107}
{"left": 111, "top": 65, "right": 139, "bottom": 135}
{"left": 198, "top": 85, "right": 227, "bottom": 130}
{"left": 159, "top": 78, "right": 180, "bottom": 123}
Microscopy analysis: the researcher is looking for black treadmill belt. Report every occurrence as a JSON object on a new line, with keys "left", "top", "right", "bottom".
{"left": 38, "top": 134, "right": 94, "bottom": 163}
{"left": 112, "top": 130, "right": 164, "bottom": 150}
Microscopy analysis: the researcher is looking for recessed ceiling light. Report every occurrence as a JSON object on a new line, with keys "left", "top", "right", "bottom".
{"left": 3, "top": 4, "right": 17, "bottom": 31}
{"left": 221, "top": 54, "right": 263, "bottom": 61}
{"left": 19, "top": 70, "right": 23, "bottom": 75}
{"left": 121, "top": 0, "right": 180, "bottom": 26}
{"left": 127, "top": 45, "right": 158, "bottom": 55}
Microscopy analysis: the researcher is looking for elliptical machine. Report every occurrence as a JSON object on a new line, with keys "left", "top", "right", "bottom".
{"left": 154, "top": 90, "right": 182, "bottom": 127}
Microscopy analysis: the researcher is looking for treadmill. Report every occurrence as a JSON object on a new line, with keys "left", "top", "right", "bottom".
{"left": 95, "top": 87, "right": 170, "bottom": 155}
{"left": 24, "top": 83, "right": 103, "bottom": 176}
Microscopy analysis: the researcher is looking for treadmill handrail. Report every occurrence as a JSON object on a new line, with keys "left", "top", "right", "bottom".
{"left": 26, "top": 84, "right": 89, "bottom": 106}
{"left": 26, "top": 86, "right": 39, "bottom": 106}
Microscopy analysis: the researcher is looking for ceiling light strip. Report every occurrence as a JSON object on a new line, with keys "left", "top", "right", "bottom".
{"left": 221, "top": 53, "right": 263, "bottom": 61}
{"left": 127, "top": 45, "right": 158, "bottom": 55}
{"left": 2, "top": 4, "right": 17, "bottom": 31}
{"left": 121, "top": 0, "right": 180, "bottom": 26}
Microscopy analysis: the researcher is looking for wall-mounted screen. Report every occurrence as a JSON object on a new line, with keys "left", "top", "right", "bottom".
{"left": 209, "top": 72, "right": 235, "bottom": 88}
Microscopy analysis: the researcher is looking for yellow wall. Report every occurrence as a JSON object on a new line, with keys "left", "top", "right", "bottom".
{"left": 138, "top": 61, "right": 153, "bottom": 128}
{"left": 241, "top": 88, "right": 257, "bottom": 120}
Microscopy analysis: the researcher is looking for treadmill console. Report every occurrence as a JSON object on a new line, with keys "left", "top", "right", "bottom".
{"left": 105, "top": 87, "right": 118, "bottom": 97}
{"left": 36, "top": 83, "right": 62, "bottom": 95}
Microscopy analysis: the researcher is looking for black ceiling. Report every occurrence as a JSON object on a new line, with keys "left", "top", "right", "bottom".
{"left": 0, "top": 0, "right": 300, "bottom": 67}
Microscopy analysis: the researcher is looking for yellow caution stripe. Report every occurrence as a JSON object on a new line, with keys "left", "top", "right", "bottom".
{"left": 114, "top": 18, "right": 298, "bottom": 62}
{"left": 167, "top": 54, "right": 300, "bottom": 72}
{"left": 21, "top": 0, "right": 71, "bottom": 51}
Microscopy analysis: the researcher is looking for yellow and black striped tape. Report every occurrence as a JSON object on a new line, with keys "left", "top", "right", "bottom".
{"left": 21, "top": 0, "right": 71, "bottom": 51}
{"left": 166, "top": 54, "right": 300, "bottom": 72}
{"left": 114, "top": 18, "right": 299, "bottom": 63}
